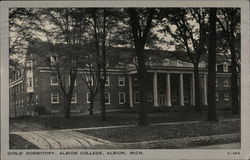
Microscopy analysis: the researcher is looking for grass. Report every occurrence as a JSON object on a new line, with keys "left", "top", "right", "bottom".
{"left": 10, "top": 108, "right": 240, "bottom": 132}
{"left": 77, "top": 119, "right": 240, "bottom": 143}
{"left": 9, "top": 134, "right": 39, "bottom": 149}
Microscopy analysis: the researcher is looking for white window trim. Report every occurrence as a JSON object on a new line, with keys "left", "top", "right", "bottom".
{"left": 86, "top": 92, "right": 90, "bottom": 103}
{"left": 86, "top": 75, "right": 94, "bottom": 86}
{"left": 71, "top": 92, "right": 77, "bottom": 103}
{"left": 118, "top": 76, "right": 125, "bottom": 86}
{"left": 224, "top": 92, "right": 230, "bottom": 101}
{"left": 51, "top": 92, "right": 59, "bottom": 104}
{"left": 69, "top": 75, "right": 77, "bottom": 86}
{"left": 223, "top": 63, "right": 228, "bottom": 72}
{"left": 36, "top": 95, "right": 39, "bottom": 104}
{"left": 134, "top": 91, "right": 140, "bottom": 104}
{"left": 105, "top": 92, "right": 111, "bottom": 104}
{"left": 51, "top": 75, "right": 58, "bottom": 85}
{"left": 224, "top": 78, "right": 229, "bottom": 87}
{"left": 105, "top": 76, "right": 110, "bottom": 86}
{"left": 119, "top": 92, "right": 126, "bottom": 104}
{"left": 215, "top": 78, "right": 218, "bottom": 87}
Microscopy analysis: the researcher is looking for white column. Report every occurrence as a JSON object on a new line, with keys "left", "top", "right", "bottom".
{"left": 179, "top": 73, "right": 184, "bottom": 106}
{"left": 203, "top": 73, "right": 208, "bottom": 105}
{"left": 153, "top": 72, "right": 159, "bottom": 107}
{"left": 128, "top": 75, "right": 133, "bottom": 107}
{"left": 191, "top": 73, "right": 195, "bottom": 106}
{"left": 166, "top": 73, "right": 171, "bottom": 106}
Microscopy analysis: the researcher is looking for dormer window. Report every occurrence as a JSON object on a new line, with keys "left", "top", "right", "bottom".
{"left": 223, "top": 63, "right": 228, "bottom": 72}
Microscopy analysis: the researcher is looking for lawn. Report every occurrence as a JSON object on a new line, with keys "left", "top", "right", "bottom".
{"left": 76, "top": 119, "right": 240, "bottom": 143}
{"left": 9, "top": 134, "right": 39, "bottom": 149}
{"left": 10, "top": 109, "right": 240, "bottom": 132}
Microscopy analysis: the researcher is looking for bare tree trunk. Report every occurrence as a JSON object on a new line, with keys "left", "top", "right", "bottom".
{"left": 230, "top": 43, "right": 239, "bottom": 114}
{"left": 89, "top": 90, "right": 95, "bottom": 115}
{"left": 64, "top": 94, "right": 72, "bottom": 118}
{"left": 137, "top": 44, "right": 149, "bottom": 126}
{"left": 207, "top": 8, "right": 217, "bottom": 121}
{"left": 194, "top": 62, "right": 201, "bottom": 112}
{"left": 100, "top": 79, "right": 106, "bottom": 120}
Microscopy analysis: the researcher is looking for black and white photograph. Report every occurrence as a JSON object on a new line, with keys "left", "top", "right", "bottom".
{"left": 1, "top": 1, "right": 250, "bottom": 160}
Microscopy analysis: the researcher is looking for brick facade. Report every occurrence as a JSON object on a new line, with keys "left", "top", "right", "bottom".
{"left": 9, "top": 49, "right": 240, "bottom": 117}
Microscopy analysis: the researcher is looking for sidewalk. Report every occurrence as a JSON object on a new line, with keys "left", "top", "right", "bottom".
{"left": 12, "top": 130, "right": 111, "bottom": 149}
{"left": 11, "top": 119, "right": 240, "bottom": 149}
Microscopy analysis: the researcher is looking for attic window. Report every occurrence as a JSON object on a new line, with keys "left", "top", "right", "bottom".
{"left": 223, "top": 63, "right": 228, "bottom": 72}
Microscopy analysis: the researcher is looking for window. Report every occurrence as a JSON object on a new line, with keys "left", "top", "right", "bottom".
{"left": 224, "top": 92, "right": 229, "bottom": 101}
{"left": 224, "top": 78, "right": 229, "bottom": 87}
{"left": 105, "top": 92, "right": 110, "bottom": 104}
{"left": 223, "top": 63, "right": 228, "bottom": 72}
{"left": 118, "top": 76, "right": 125, "bottom": 86}
{"left": 147, "top": 92, "right": 152, "bottom": 102}
{"left": 215, "top": 78, "right": 218, "bottom": 87}
{"left": 51, "top": 92, "right": 59, "bottom": 103}
{"left": 71, "top": 92, "right": 77, "bottom": 103}
{"left": 184, "top": 92, "right": 188, "bottom": 103}
{"left": 105, "top": 76, "right": 110, "bottom": 86}
{"left": 69, "top": 75, "right": 77, "bottom": 86}
{"left": 28, "top": 77, "right": 32, "bottom": 87}
{"left": 215, "top": 92, "right": 219, "bottom": 101}
{"left": 51, "top": 75, "right": 58, "bottom": 85}
{"left": 86, "top": 92, "right": 90, "bottom": 103}
{"left": 215, "top": 64, "right": 217, "bottom": 72}
{"left": 86, "top": 76, "right": 93, "bottom": 86}
{"left": 35, "top": 95, "right": 39, "bottom": 104}
{"left": 119, "top": 92, "right": 126, "bottom": 104}
{"left": 35, "top": 77, "right": 38, "bottom": 87}
{"left": 134, "top": 91, "right": 140, "bottom": 103}
{"left": 172, "top": 91, "right": 177, "bottom": 101}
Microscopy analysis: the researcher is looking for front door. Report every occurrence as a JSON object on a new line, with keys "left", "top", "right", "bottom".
{"left": 158, "top": 90, "right": 166, "bottom": 105}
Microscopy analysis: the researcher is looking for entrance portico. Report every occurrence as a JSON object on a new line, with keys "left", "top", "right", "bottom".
{"left": 128, "top": 70, "right": 200, "bottom": 107}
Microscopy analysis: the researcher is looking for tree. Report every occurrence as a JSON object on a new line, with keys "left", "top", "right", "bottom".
{"left": 207, "top": 8, "right": 217, "bottom": 121}
{"left": 86, "top": 8, "right": 124, "bottom": 120}
{"left": 126, "top": 8, "right": 155, "bottom": 126}
{"left": 79, "top": 51, "right": 100, "bottom": 115}
{"left": 216, "top": 8, "right": 240, "bottom": 114}
{"left": 25, "top": 8, "right": 89, "bottom": 118}
{"left": 160, "top": 8, "right": 209, "bottom": 111}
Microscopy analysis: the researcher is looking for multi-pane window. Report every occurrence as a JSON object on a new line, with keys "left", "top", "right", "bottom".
{"left": 105, "top": 76, "right": 110, "bottom": 86}
{"left": 28, "top": 77, "right": 32, "bottom": 87}
{"left": 118, "top": 76, "right": 125, "bottom": 86}
{"left": 184, "top": 91, "right": 188, "bottom": 103}
{"left": 36, "top": 95, "right": 39, "bottom": 104}
{"left": 224, "top": 78, "right": 229, "bottom": 87}
{"left": 51, "top": 92, "right": 59, "bottom": 103}
{"left": 119, "top": 92, "right": 126, "bottom": 104}
{"left": 172, "top": 91, "right": 177, "bottom": 101}
{"left": 71, "top": 92, "right": 77, "bottom": 103}
{"left": 105, "top": 92, "right": 110, "bottom": 104}
{"left": 35, "top": 77, "right": 38, "bottom": 87}
{"left": 224, "top": 92, "right": 229, "bottom": 101}
{"left": 215, "top": 92, "right": 219, "bottom": 101}
{"left": 86, "top": 76, "right": 93, "bottom": 86}
{"left": 51, "top": 75, "right": 58, "bottom": 85}
{"left": 69, "top": 75, "right": 77, "bottom": 86}
{"left": 147, "top": 92, "right": 152, "bottom": 102}
{"left": 86, "top": 92, "right": 90, "bottom": 103}
{"left": 134, "top": 91, "right": 140, "bottom": 103}
{"left": 223, "top": 63, "right": 228, "bottom": 72}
